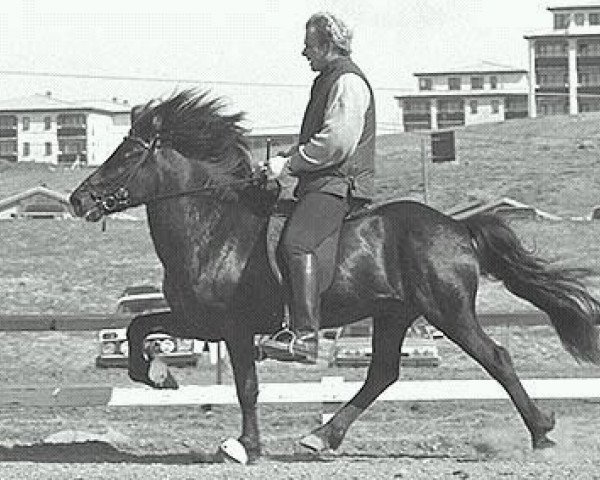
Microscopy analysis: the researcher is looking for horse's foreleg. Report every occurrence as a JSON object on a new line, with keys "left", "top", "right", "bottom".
{"left": 300, "top": 315, "right": 409, "bottom": 453}
{"left": 127, "top": 312, "right": 179, "bottom": 389}
{"left": 225, "top": 331, "right": 261, "bottom": 463}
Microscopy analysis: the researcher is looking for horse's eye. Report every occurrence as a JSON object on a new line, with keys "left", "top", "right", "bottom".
{"left": 123, "top": 149, "right": 141, "bottom": 160}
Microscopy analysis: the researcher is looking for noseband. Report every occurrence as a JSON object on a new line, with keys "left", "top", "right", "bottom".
{"left": 91, "top": 133, "right": 159, "bottom": 215}
{"left": 91, "top": 132, "right": 267, "bottom": 215}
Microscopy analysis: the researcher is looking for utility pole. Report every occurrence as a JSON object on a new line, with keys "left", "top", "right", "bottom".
{"left": 421, "top": 136, "right": 429, "bottom": 205}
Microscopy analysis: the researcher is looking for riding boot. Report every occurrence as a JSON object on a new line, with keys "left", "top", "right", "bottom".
{"left": 261, "top": 252, "right": 320, "bottom": 364}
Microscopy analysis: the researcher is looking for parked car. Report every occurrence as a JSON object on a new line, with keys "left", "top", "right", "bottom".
{"left": 95, "top": 285, "right": 199, "bottom": 368}
{"left": 329, "top": 318, "right": 441, "bottom": 368}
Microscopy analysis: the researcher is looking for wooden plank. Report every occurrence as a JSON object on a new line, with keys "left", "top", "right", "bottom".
{"left": 2, "top": 385, "right": 113, "bottom": 407}
{"left": 3, "top": 378, "right": 599, "bottom": 408}
{"left": 0, "top": 314, "right": 132, "bottom": 331}
{"left": 0, "top": 311, "right": 551, "bottom": 332}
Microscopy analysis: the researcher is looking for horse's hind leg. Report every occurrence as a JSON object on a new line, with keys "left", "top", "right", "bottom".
{"left": 434, "top": 305, "right": 556, "bottom": 449}
{"left": 300, "top": 313, "right": 410, "bottom": 452}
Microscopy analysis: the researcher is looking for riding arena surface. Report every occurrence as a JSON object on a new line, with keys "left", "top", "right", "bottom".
{"left": 1, "top": 328, "right": 600, "bottom": 479}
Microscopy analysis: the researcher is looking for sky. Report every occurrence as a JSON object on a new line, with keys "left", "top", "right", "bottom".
{"left": 0, "top": 0, "right": 569, "bottom": 130}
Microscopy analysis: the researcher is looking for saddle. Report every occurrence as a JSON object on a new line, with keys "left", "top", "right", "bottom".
{"left": 267, "top": 196, "right": 374, "bottom": 294}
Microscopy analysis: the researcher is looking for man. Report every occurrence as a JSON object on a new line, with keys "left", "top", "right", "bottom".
{"left": 262, "top": 12, "right": 376, "bottom": 364}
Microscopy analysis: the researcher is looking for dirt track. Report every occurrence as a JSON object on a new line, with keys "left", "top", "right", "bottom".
{"left": 1, "top": 399, "right": 600, "bottom": 479}
{"left": 1, "top": 327, "right": 600, "bottom": 478}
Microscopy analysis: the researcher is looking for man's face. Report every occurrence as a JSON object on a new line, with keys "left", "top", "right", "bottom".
{"left": 302, "top": 27, "right": 329, "bottom": 72}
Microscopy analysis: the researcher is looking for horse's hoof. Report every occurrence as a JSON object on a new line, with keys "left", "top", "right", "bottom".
{"left": 148, "top": 358, "right": 179, "bottom": 389}
{"left": 533, "top": 436, "right": 556, "bottom": 449}
{"left": 219, "top": 438, "right": 249, "bottom": 465}
{"left": 299, "top": 433, "right": 328, "bottom": 453}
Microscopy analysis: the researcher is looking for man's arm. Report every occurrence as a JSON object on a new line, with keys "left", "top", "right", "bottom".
{"left": 288, "top": 73, "right": 370, "bottom": 174}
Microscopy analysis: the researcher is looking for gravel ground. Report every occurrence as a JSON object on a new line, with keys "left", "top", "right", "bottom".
{"left": 1, "top": 326, "right": 600, "bottom": 478}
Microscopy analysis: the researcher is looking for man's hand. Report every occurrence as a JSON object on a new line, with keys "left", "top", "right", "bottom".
{"left": 259, "top": 155, "right": 290, "bottom": 179}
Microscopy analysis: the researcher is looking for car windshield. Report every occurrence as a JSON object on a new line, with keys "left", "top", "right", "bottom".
{"left": 116, "top": 298, "right": 169, "bottom": 314}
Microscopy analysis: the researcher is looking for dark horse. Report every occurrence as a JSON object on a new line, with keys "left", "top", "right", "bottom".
{"left": 70, "top": 90, "right": 600, "bottom": 462}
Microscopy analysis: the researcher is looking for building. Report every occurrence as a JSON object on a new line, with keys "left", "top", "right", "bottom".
{"left": 395, "top": 62, "right": 529, "bottom": 131}
{"left": 524, "top": 3, "right": 600, "bottom": 117}
{"left": 0, "top": 185, "right": 73, "bottom": 220}
{"left": 0, "top": 92, "right": 130, "bottom": 166}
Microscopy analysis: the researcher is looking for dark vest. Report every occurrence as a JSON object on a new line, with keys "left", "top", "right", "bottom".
{"left": 296, "top": 57, "right": 376, "bottom": 200}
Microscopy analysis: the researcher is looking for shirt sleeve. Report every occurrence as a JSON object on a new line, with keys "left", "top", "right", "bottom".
{"left": 288, "top": 73, "right": 370, "bottom": 174}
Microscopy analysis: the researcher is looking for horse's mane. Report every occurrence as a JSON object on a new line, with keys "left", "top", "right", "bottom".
{"left": 132, "top": 89, "right": 252, "bottom": 179}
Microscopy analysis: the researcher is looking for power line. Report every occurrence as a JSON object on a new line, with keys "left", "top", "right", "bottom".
{"left": 0, "top": 69, "right": 407, "bottom": 93}
{"left": 0, "top": 69, "right": 309, "bottom": 89}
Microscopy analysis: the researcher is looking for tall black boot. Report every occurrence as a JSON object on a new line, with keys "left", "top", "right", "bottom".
{"left": 261, "top": 252, "right": 320, "bottom": 364}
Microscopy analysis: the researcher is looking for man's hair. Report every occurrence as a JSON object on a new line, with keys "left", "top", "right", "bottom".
{"left": 306, "top": 12, "right": 353, "bottom": 56}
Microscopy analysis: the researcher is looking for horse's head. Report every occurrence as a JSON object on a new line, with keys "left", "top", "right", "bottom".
{"left": 70, "top": 90, "right": 254, "bottom": 222}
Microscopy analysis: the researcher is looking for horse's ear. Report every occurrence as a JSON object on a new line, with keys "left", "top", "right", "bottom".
{"left": 130, "top": 104, "right": 146, "bottom": 124}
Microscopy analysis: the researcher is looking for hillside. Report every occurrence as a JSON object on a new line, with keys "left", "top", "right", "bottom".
{"left": 3, "top": 114, "right": 600, "bottom": 314}
{"left": 2, "top": 112, "right": 600, "bottom": 218}
{"left": 376, "top": 112, "right": 600, "bottom": 218}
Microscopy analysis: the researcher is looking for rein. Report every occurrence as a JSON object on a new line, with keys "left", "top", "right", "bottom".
{"left": 94, "top": 133, "right": 267, "bottom": 215}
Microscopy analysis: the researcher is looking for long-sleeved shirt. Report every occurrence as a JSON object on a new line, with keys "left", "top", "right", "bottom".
{"left": 288, "top": 72, "right": 371, "bottom": 174}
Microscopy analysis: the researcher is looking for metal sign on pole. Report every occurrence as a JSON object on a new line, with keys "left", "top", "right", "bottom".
{"left": 431, "top": 130, "right": 456, "bottom": 163}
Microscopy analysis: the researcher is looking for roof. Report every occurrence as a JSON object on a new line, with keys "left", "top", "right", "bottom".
{"left": 0, "top": 94, "right": 131, "bottom": 114}
{"left": 445, "top": 197, "right": 562, "bottom": 221}
{"left": 524, "top": 26, "right": 600, "bottom": 38}
{"left": 395, "top": 89, "right": 528, "bottom": 100}
{"left": 414, "top": 61, "right": 527, "bottom": 77}
{"left": 547, "top": 3, "right": 600, "bottom": 11}
{"left": 0, "top": 185, "right": 71, "bottom": 211}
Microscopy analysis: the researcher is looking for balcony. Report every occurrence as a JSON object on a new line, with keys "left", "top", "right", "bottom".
{"left": 57, "top": 153, "right": 87, "bottom": 165}
{"left": 0, "top": 128, "right": 17, "bottom": 138}
{"left": 57, "top": 126, "right": 86, "bottom": 137}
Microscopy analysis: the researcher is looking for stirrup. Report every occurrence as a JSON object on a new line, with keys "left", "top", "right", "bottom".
{"left": 260, "top": 328, "right": 317, "bottom": 364}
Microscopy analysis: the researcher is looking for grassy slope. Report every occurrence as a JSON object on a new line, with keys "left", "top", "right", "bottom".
{"left": 2, "top": 113, "right": 600, "bottom": 313}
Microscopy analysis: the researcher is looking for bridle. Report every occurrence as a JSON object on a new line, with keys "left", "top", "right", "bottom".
{"left": 91, "top": 131, "right": 267, "bottom": 215}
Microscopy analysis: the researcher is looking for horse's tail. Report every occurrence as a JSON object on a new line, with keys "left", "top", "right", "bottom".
{"left": 463, "top": 213, "right": 600, "bottom": 364}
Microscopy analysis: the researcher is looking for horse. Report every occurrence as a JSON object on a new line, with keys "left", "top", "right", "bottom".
{"left": 70, "top": 89, "right": 600, "bottom": 463}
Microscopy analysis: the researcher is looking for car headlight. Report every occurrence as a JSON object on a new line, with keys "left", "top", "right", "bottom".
{"left": 119, "top": 340, "right": 129, "bottom": 355}
{"left": 101, "top": 342, "right": 118, "bottom": 355}
{"left": 159, "top": 338, "right": 176, "bottom": 354}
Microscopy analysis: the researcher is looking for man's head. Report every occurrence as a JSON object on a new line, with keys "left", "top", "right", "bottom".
{"left": 302, "top": 12, "right": 353, "bottom": 72}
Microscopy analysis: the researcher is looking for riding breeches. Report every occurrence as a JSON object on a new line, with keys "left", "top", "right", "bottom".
{"left": 281, "top": 191, "right": 349, "bottom": 257}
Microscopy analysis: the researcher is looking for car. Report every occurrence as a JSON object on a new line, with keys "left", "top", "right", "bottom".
{"left": 329, "top": 318, "right": 441, "bottom": 368}
{"left": 95, "top": 285, "right": 200, "bottom": 368}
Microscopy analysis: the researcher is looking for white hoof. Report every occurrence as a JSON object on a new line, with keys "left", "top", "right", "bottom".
{"left": 219, "top": 438, "right": 248, "bottom": 465}
{"left": 148, "top": 357, "right": 169, "bottom": 386}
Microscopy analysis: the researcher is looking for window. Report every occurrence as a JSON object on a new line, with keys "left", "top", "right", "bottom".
{"left": 57, "top": 113, "right": 86, "bottom": 127}
{"left": 23, "top": 142, "right": 30, "bottom": 156}
{"left": 490, "top": 76, "right": 498, "bottom": 89}
{"left": 419, "top": 78, "right": 433, "bottom": 91}
{"left": 574, "top": 13, "right": 585, "bottom": 26}
{"left": 469, "top": 100, "right": 478, "bottom": 114}
{"left": 59, "top": 139, "right": 86, "bottom": 154}
{"left": 470, "top": 76, "right": 484, "bottom": 90}
{"left": 44, "top": 116, "right": 51, "bottom": 130}
{"left": 448, "top": 77, "right": 461, "bottom": 90}
{"left": 0, "top": 115, "right": 17, "bottom": 129}
{"left": 45, "top": 142, "right": 52, "bottom": 155}
{"left": 0, "top": 140, "right": 16, "bottom": 154}
{"left": 554, "top": 13, "right": 570, "bottom": 29}
{"left": 590, "top": 13, "right": 600, "bottom": 25}
{"left": 22, "top": 117, "right": 30, "bottom": 131}
{"left": 491, "top": 100, "right": 500, "bottom": 114}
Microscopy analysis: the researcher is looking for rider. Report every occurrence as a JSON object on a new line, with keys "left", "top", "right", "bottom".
{"left": 262, "top": 12, "right": 376, "bottom": 364}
